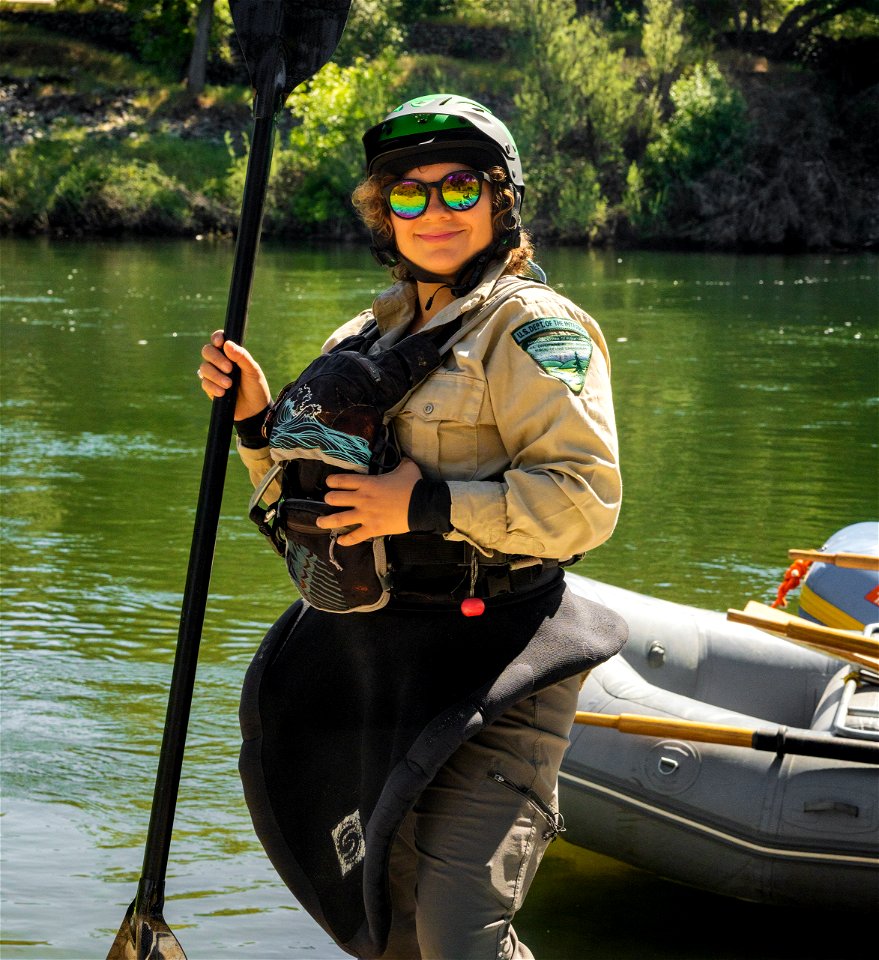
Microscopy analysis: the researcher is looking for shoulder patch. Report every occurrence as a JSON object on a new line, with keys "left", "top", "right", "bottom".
{"left": 511, "top": 317, "right": 593, "bottom": 395}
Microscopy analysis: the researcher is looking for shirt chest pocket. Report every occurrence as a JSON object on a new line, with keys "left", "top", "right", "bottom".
{"left": 394, "top": 372, "right": 487, "bottom": 480}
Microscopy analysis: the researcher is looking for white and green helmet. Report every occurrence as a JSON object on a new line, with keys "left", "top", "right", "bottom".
{"left": 362, "top": 93, "right": 524, "bottom": 199}
{"left": 362, "top": 94, "right": 525, "bottom": 285}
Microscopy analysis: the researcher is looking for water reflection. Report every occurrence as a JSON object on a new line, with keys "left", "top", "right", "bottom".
{"left": 1, "top": 238, "right": 876, "bottom": 958}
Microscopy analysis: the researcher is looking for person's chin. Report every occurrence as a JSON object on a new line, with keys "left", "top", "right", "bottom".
{"left": 406, "top": 251, "right": 466, "bottom": 280}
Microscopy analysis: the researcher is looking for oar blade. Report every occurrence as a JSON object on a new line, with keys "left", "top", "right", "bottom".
{"left": 231, "top": 0, "right": 352, "bottom": 99}
{"left": 282, "top": 0, "right": 352, "bottom": 90}
{"left": 107, "top": 899, "right": 187, "bottom": 960}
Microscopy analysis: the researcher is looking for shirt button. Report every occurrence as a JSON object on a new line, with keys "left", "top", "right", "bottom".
{"left": 423, "top": 403, "right": 434, "bottom": 414}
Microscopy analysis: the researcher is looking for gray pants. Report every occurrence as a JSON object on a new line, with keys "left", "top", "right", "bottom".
{"left": 382, "top": 673, "right": 582, "bottom": 960}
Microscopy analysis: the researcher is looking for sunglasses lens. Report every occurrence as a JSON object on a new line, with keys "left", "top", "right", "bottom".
{"left": 386, "top": 171, "right": 483, "bottom": 219}
{"left": 441, "top": 171, "right": 481, "bottom": 211}
{"left": 388, "top": 181, "right": 428, "bottom": 219}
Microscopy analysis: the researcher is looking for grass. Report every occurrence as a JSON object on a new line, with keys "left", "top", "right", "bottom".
{"left": 121, "top": 132, "right": 238, "bottom": 190}
{"left": 0, "top": 21, "right": 169, "bottom": 90}
{"left": 0, "top": 22, "right": 257, "bottom": 234}
{"left": 396, "top": 53, "right": 518, "bottom": 109}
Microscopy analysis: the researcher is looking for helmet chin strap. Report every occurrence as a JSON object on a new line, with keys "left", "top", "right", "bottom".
{"left": 392, "top": 231, "right": 519, "bottom": 307}
{"left": 370, "top": 203, "right": 522, "bottom": 306}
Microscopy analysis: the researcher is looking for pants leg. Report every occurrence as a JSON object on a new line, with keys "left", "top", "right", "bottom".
{"left": 382, "top": 673, "right": 580, "bottom": 960}
{"left": 383, "top": 813, "right": 422, "bottom": 958}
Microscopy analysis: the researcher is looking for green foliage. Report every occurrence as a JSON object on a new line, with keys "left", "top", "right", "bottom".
{"left": 643, "top": 0, "right": 686, "bottom": 84}
{"left": 533, "top": 156, "right": 609, "bottom": 242}
{"left": 332, "top": 0, "right": 405, "bottom": 65}
{"left": 123, "top": 131, "right": 238, "bottom": 191}
{"left": 510, "top": 0, "right": 637, "bottom": 240}
{"left": 47, "top": 156, "right": 191, "bottom": 232}
{"left": 2, "top": 7, "right": 873, "bottom": 248}
{"left": 262, "top": 51, "right": 404, "bottom": 234}
{"left": 0, "top": 139, "right": 75, "bottom": 232}
{"left": 399, "top": 0, "right": 458, "bottom": 17}
{"left": 632, "top": 60, "right": 749, "bottom": 234}
{"left": 129, "top": 0, "right": 194, "bottom": 75}
{"left": 396, "top": 54, "right": 516, "bottom": 105}
{"left": 640, "top": 0, "right": 689, "bottom": 141}
{"left": 646, "top": 61, "right": 748, "bottom": 185}
{"left": 0, "top": 21, "right": 161, "bottom": 90}
{"left": 620, "top": 160, "right": 645, "bottom": 222}
{"left": 421, "top": 0, "right": 518, "bottom": 26}
{"left": 0, "top": 130, "right": 237, "bottom": 235}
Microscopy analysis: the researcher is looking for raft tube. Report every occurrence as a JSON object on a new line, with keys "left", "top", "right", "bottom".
{"left": 560, "top": 573, "right": 879, "bottom": 912}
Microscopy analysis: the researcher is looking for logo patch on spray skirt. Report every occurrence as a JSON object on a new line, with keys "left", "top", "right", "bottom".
{"left": 332, "top": 809, "right": 366, "bottom": 877}
{"left": 512, "top": 317, "right": 593, "bottom": 395}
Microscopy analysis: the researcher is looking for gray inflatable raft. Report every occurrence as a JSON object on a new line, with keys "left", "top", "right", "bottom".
{"left": 560, "top": 574, "right": 879, "bottom": 912}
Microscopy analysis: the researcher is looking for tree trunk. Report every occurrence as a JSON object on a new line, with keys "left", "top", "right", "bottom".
{"left": 770, "top": 0, "right": 863, "bottom": 58}
{"left": 185, "top": 0, "right": 214, "bottom": 95}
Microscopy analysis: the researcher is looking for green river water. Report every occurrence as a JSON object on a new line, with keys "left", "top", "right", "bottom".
{"left": 1, "top": 237, "right": 877, "bottom": 959}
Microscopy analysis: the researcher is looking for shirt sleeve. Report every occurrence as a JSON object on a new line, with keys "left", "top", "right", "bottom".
{"left": 237, "top": 440, "right": 281, "bottom": 502}
{"left": 445, "top": 293, "right": 621, "bottom": 560}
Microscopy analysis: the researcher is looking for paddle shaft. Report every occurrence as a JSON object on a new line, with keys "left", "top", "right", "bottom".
{"left": 574, "top": 712, "right": 879, "bottom": 764}
{"left": 789, "top": 549, "right": 879, "bottom": 571}
{"left": 137, "top": 106, "right": 276, "bottom": 901}
{"left": 109, "top": 6, "right": 353, "bottom": 957}
{"left": 727, "top": 608, "right": 879, "bottom": 660}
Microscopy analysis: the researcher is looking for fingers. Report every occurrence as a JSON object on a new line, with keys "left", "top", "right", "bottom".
{"left": 324, "top": 473, "right": 362, "bottom": 491}
{"left": 196, "top": 332, "right": 271, "bottom": 419}
{"left": 335, "top": 527, "right": 371, "bottom": 547}
{"left": 222, "top": 337, "right": 261, "bottom": 374}
{"left": 197, "top": 352, "right": 233, "bottom": 398}
{"left": 198, "top": 331, "right": 234, "bottom": 397}
{"left": 316, "top": 460, "right": 421, "bottom": 542}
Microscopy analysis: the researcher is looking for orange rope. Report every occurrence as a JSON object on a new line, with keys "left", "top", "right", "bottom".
{"left": 771, "top": 558, "right": 812, "bottom": 609}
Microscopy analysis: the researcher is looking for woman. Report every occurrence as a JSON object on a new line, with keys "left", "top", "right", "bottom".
{"left": 198, "top": 95, "right": 623, "bottom": 959}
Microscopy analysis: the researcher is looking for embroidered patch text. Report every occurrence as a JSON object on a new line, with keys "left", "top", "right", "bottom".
{"left": 512, "top": 317, "right": 593, "bottom": 395}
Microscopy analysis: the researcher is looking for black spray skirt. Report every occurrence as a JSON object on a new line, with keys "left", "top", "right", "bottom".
{"left": 239, "top": 572, "right": 627, "bottom": 958}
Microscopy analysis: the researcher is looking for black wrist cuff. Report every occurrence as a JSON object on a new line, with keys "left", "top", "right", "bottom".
{"left": 408, "top": 479, "right": 453, "bottom": 534}
{"left": 234, "top": 405, "right": 271, "bottom": 449}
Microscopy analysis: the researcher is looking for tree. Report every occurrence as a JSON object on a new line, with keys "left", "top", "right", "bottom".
{"left": 642, "top": 0, "right": 687, "bottom": 137}
{"left": 185, "top": 0, "right": 214, "bottom": 95}
{"left": 769, "top": 0, "right": 871, "bottom": 55}
{"left": 129, "top": 0, "right": 194, "bottom": 75}
{"left": 511, "top": 0, "right": 637, "bottom": 240}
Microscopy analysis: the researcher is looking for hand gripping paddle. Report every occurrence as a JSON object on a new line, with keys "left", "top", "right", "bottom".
{"left": 107, "top": 3, "right": 351, "bottom": 957}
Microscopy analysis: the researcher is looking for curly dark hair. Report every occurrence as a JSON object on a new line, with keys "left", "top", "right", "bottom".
{"left": 352, "top": 166, "right": 534, "bottom": 281}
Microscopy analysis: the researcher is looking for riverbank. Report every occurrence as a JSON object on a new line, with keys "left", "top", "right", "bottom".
{"left": 1, "top": 14, "right": 877, "bottom": 251}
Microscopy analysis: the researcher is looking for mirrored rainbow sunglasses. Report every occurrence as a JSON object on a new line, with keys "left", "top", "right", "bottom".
{"left": 383, "top": 170, "right": 491, "bottom": 220}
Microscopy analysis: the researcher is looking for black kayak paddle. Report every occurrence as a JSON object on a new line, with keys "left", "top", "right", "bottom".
{"left": 107, "top": 3, "right": 351, "bottom": 958}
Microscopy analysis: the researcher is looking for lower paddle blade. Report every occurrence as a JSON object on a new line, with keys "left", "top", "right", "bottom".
{"left": 107, "top": 899, "right": 187, "bottom": 960}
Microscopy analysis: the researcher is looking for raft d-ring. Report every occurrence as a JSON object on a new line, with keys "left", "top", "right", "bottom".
{"left": 658, "top": 756, "right": 680, "bottom": 775}
{"left": 644, "top": 741, "right": 701, "bottom": 793}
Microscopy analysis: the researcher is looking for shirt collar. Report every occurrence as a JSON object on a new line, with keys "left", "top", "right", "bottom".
{"left": 371, "top": 257, "right": 511, "bottom": 337}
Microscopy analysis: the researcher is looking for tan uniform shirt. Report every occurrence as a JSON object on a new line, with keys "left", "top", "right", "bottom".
{"left": 239, "top": 258, "right": 621, "bottom": 562}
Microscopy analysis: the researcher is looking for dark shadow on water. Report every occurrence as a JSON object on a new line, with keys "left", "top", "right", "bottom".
{"left": 517, "top": 841, "right": 870, "bottom": 960}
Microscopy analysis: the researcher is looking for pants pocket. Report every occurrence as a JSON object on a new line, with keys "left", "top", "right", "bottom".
{"left": 488, "top": 770, "right": 566, "bottom": 843}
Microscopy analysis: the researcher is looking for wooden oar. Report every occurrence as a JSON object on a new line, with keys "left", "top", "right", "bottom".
{"left": 788, "top": 549, "right": 879, "bottom": 571}
{"left": 107, "top": 3, "right": 351, "bottom": 959}
{"left": 727, "top": 602, "right": 879, "bottom": 669}
{"left": 574, "top": 712, "right": 879, "bottom": 765}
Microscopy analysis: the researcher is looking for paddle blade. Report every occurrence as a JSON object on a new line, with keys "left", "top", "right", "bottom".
{"left": 107, "top": 899, "right": 187, "bottom": 960}
{"left": 231, "top": 0, "right": 352, "bottom": 103}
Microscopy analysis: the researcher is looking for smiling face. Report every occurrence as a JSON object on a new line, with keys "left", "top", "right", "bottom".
{"left": 390, "top": 161, "right": 495, "bottom": 283}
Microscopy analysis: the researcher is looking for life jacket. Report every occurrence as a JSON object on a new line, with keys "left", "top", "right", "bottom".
{"left": 249, "top": 277, "right": 541, "bottom": 613}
